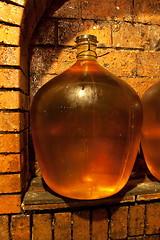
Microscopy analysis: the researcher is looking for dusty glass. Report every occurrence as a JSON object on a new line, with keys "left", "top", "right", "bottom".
{"left": 141, "top": 81, "right": 160, "bottom": 181}
{"left": 30, "top": 35, "right": 143, "bottom": 199}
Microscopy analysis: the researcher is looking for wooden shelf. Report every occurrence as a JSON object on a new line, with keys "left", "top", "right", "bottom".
{"left": 22, "top": 173, "right": 160, "bottom": 212}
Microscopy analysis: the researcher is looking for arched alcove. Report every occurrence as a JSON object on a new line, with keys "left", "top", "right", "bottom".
{"left": 19, "top": 0, "right": 58, "bottom": 196}
{"left": 0, "top": 0, "right": 70, "bottom": 213}
{"left": 17, "top": 0, "right": 160, "bottom": 199}
{"left": 0, "top": 4, "right": 160, "bottom": 239}
{"left": 28, "top": 0, "right": 160, "bottom": 183}
{"left": 24, "top": 2, "right": 160, "bottom": 224}
{"left": 0, "top": 1, "right": 160, "bottom": 239}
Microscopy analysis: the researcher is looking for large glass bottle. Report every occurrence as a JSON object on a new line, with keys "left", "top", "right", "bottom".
{"left": 30, "top": 35, "right": 143, "bottom": 200}
{"left": 141, "top": 81, "right": 160, "bottom": 181}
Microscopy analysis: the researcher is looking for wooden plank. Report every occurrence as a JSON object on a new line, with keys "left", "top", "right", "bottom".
{"left": 54, "top": 212, "right": 71, "bottom": 240}
{"left": 22, "top": 190, "right": 135, "bottom": 211}
{"left": 92, "top": 208, "right": 108, "bottom": 240}
{"left": 22, "top": 176, "right": 160, "bottom": 212}
{"left": 73, "top": 210, "right": 90, "bottom": 240}
{"left": 137, "top": 193, "right": 160, "bottom": 202}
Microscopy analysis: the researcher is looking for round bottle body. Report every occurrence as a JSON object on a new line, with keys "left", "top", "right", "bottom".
{"left": 30, "top": 59, "right": 142, "bottom": 199}
{"left": 141, "top": 81, "right": 160, "bottom": 180}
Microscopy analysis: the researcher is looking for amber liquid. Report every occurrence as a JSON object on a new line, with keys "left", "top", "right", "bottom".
{"left": 141, "top": 81, "right": 160, "bottom": 181}
{"left": 31, "top": 60, "right": 142, "bottom": 199}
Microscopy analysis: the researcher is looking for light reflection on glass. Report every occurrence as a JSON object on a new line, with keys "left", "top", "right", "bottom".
{"left": 66, "top": 85, "right": 98, "bottom": 108}
{"left": 78, "top": 89, "right": 85, "bottom": 97}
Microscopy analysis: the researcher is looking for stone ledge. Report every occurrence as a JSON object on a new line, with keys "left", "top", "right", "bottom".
{"left": 22, "top": 174, "right": 160, "bottom": 212}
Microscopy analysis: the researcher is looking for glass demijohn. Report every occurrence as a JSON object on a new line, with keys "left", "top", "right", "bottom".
{"left": 141, "top": 81, "right": 160, "bottom": 181}
{"left": 30, "top": 35, "right": 143, "bottom": 200}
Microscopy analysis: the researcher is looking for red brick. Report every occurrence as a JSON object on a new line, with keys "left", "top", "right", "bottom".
{"left": 0, "top": 24, "right": 20, "bottom": 45}
{"left": 30, "top": 45, "right": 138, "bottom": 78}
{"left": 11, "top": 215, "right": 30, "bottom": 240}
{"left": 97, "top": 50, "right": 137, "bottom": 77}
{"left": 0, "top": 69, "right": 28, "bottom": 93}
{"left": 0, "top": 154, "right": 21, "bottom": 173}
{"left": 30, "top": 47, "right": 137, "bottom": 77}
{"left": 134, "top": 0, "right": 160, "bottom": 25}
{"left": 128, "top": 204, "right": 145, "bottom": 236}
{"left": 11, "top": 0, "right": 27, "bottom": 6}
{"left": 0, "top": 46, "right": 28, "bottom": 78}
{"left": 32, "top": 214, "right": 52, "bottom": 240}
{"left": 73, "top": 210, "right": 90, "bottom": 240}
{"left": 0, "top": 46, "right": 20, "bottom": 66}
{"left": 58, "top": 20, "right": 111, "bottom": 47}
{"left": 0, "top": 112, "right": 20, "bottom": 132}
{"left": 146, "top": 202, "right": 160, "bottom": 235}
{"left": 96, "top": 21, "right": 112, "bottom": 47}
{"left": 54, "top": 212, "right": 71, "bottom": 240}
{"left": 128, "top": 236, "right": 160, "bottom": 240}
{"left": 110, "top": 206, "right": 128, "bottom": 239}
{"left": 0, "top": 2, "right": 24, "bottom": 26}
{"left": 0, "top": 174, "right": 21, "bottom": 193}
{"left": 58, "top": 20, "right": 91, "bottom": 46}
{"left": 146, "top": 25, "right": 160, "bottom": 51}
{"left": 0, "top": 195, "right": 21, "bottom": 214}
{"left": 0, "top": 112, "right": 28, "bottom": 132}
{"left": 30, "top": 47, "right": 76, "bottom": 75}
{"left": 30, "top": 74, "right": 55, "bottom": 101}
{"left": 0, "top": 91, "right": 19, "bottom": 109}
{"left": 0, "top": 133, "right": 20, "bottom": 153}
{"left": 48, "top": 0, "right": 79, "bottom": 19}
{"left": 81, "top": 0, "right": 133, "bottom": 21}
{"left": 121, "top": 77, "right": 159, "bottom": 98}
{"left": 92, "top": 208, "right": 108, "bottom": 240}
{"left": 32, "top": 18, "right": 56, "bottom": 45}
{"left": 0, "top": 91, "right": 29, "bottom": 110}
{"left": 0, "top": 130, "right": 28, "bottom": 153}
{"left": 112, "top": 22, "right": 160, "bottom": 50}
{"left": 0, "top": 215, "right": 9, "bottom": 240}
{"left": 137, "top": 52, "right": 160, "bottom": 77}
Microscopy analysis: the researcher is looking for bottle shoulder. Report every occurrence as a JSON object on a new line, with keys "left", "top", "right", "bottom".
{"left": 31, "top": 60, "right": 141, "bottom": 109}
{"left": 142, "top": 80, "right": 160, "bottom": 104}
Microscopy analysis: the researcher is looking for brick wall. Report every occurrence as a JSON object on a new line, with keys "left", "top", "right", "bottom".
{"left": 0, "top": 203, "right": 160, "bottom": 239}
{"left": 0, "top": 0, "right": 160, "bottom": 239}
{"left": 0, "top": 0, "right": 52, "bottom": 214}
{"left": 30, "top": 0, "right": 160, "bottom": 100}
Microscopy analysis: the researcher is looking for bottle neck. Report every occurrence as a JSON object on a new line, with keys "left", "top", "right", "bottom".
{"left": 76, "top": 43, "right": 97, "bottom": 61}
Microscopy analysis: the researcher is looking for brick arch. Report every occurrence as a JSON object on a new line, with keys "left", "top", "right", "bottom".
{"left": 0, "top": 0, "right": 54, "bottom": 214}
{"left": 0, "top": 1, "right": 160, "bottom": 239}
{"left": 1, "top": 0, "right": 160, "bottom": 216}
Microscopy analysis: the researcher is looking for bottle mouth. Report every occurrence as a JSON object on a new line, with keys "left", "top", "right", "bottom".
{"left": 75, "top": 35, "right": 98, "bottom": 60}
{"left": 75, "top": 34, "right": 98, "bottom": 43}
